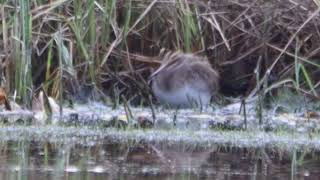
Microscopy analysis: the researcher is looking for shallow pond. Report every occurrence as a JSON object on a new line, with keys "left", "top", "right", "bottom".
{"left": 0, "top": 138, "right": 319, "bottom": 180}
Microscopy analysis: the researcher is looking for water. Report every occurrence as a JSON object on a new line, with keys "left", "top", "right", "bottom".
{"left": 0, "top": 140, "right": 319, "bottom": 180}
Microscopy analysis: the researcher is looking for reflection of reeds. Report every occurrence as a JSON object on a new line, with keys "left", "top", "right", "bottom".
{"left": 0, "top": 140, "right": 317, "bottom": 179}
{"left": 0, "top": 0, "right": 319, "bottom": 106}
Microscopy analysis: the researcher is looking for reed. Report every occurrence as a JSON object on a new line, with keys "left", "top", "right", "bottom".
{"left": 11, "top": 0, "right": 33, "bottom": 107}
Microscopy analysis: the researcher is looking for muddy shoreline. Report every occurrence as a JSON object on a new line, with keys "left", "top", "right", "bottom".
{"left": 0, "top": 101, "right": 319, "bottom": 151}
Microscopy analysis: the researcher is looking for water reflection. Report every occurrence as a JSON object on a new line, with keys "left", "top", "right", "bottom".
{"left": 0, "top": 140, "right": 319, "bottom": 180}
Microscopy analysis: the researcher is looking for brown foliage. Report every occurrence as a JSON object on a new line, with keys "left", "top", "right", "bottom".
{"left": 0, "top": 87, "right": 11, "bottom": 111}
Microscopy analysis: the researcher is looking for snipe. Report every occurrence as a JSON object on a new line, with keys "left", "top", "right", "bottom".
{"left": 149, "top": 52, "right": 219, "bottom": 108}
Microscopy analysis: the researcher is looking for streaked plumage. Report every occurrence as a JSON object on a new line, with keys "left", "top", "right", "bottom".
{"left": 150, "top": 52, "right": 219, "bottom": 108}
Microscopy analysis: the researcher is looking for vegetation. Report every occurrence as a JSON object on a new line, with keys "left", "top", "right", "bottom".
{"left": 0, "top": 0, "right": 319, "bottom": 107}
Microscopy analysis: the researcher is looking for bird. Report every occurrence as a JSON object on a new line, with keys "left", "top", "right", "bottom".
{"left": 149, "top": 51, "right": 219, "bottom": 108}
